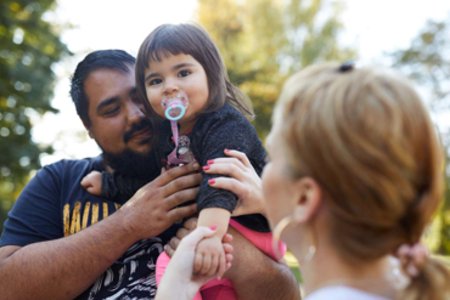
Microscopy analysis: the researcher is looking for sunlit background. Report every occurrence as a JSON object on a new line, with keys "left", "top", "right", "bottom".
{"left": 1, "top": 0, "right": 450, "bottom": 267}
{"left": 36, "top": 0, "right": 450, "bottom": 165}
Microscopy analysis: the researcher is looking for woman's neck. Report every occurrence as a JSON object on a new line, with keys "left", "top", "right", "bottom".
{"left": 300, "top": 249, "right": 396, "bottom": 299}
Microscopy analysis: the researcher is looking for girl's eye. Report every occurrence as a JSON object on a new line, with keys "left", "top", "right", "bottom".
{"left": 178, "top": 69, "right": 191, "bottom": 77}
{"left": 149, "top": 78, "right": 162, "bottom": 86}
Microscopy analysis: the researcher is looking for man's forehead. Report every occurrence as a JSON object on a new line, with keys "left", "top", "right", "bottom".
{"left": 85, "top": 68, "right": 135, "bottom": 104}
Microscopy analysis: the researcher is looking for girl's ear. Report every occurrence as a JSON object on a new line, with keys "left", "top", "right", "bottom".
{"left": 291, "top": 177, "right": 322, "bottom": 224}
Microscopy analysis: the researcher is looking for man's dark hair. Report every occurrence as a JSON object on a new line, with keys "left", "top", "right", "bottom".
{"left": 70, "top": 49, "right": 136, "bottom": 127}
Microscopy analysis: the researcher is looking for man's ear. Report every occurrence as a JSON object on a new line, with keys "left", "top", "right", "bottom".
{"left": 82, "top": 121, "right": 94, "bottom": 139}
{"left": 291, "top": 177, "right": 322, "bottom": 224}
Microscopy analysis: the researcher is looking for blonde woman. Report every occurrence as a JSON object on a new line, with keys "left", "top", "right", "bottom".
{"left": 156, "top": 63, "right": 450, "bottom": 299}
{"left": 261, "top": 62, "right": 450, "bottom": 299}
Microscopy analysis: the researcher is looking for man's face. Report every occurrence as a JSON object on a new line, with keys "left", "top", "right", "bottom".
{"left": 84, "top": 66, "right": 153, "bottom": 157}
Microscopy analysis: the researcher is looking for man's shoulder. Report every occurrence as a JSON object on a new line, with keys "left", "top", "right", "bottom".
{"left": 42, "top": 156, "right": 104, "bottom": 177}
{"left": 46, "top": 156, "right": 103, "bottom": 169}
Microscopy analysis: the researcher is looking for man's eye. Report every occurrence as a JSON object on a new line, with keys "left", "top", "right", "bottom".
{"left": 149, "top": 78, "right": 162, "bottom": 86}
{"left": 102, "top": 106, "right": 120, "bottom": 116}
{"left": 178, "top": 70, "right": 191, "bottom": 77}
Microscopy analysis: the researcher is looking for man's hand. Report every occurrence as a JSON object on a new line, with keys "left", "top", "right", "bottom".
{"left": 121, "top": 162, "right": 201, "bottom": 240}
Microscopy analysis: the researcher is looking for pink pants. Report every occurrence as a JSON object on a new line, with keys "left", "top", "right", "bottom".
{"left": 156, "top": 219, "right": 286, "bottom": 300}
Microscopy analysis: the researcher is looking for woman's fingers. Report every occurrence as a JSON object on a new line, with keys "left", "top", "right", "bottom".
{"left": 223, "top": 149, "right": 252, "bottom": 167}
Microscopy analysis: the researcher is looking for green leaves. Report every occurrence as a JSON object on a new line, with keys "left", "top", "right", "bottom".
{"left": 391, "top": 17, "right": 450, "bottom": 255}
{"left": 0, "top": 0, "right": 70, "bottom": 228}
{"left": 198, "top": 0, "right": 355, "bottom": 138}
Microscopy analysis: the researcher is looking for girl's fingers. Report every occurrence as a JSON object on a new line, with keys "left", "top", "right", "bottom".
{"left": 209, "top": 253, "right": 220, "bottom": 277}
{"left": 223, "top": 243, "right": 233, "bottom": 255}
{"left": 222, "top": 233, "right": 233, "bottom": 244}
{"left": 194, "top": 252, "right": 203, "bottom": 274}
{"left": 216, "top": 252, "right": 227, "bottom": 278}
{"left": 201, "top": 253, "right": 212, "bottom": 275}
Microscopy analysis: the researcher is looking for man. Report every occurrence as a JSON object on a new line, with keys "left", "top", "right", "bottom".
{"left": 0, "top": 50, "right": 299, "bottom": 299}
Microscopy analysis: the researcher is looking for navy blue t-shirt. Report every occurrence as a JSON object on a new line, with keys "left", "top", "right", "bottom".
{"left": 0, "top": 156, "right": 171, "bottom": 299}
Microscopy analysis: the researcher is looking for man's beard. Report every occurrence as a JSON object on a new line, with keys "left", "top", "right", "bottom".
{"left": 101, "top": 118, "right": 161, "bottom": 180}
{"left": 102, "top": 148, "right": 160, "bottom": 180}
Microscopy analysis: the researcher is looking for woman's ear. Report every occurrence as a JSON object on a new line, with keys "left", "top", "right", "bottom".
{"left": 292, "top": 177, "right": 322, "bottom": 223}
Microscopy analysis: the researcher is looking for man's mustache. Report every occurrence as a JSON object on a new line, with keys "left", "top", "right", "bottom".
{"left": 123, "top": 120, "right": 153, "bottom": 143}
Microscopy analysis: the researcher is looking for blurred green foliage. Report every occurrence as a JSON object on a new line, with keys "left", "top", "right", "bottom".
{"left": 0, "top": 0, "right": 70, "bottom": 231}
{"left": 391, "top": 18, "right": 450, "bottom": 255}
{"left": 197, "top": 0, "right": 355, "bottom": 138}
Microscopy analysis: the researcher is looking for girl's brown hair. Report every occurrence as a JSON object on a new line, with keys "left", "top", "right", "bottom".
{"left": 135, "top": 23, "right": 253, "bottom": 119}
{"left": 273, "top": 62, "right": 450, "bottom": 299}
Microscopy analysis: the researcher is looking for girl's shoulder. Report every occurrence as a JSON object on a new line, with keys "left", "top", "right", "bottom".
{"left": 197, "top": 103, "right": 248, "bottom": 128}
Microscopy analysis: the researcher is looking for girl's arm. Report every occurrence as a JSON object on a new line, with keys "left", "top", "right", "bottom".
{"left": 193, "top": 208, "right": 231, "bottom": 275}
{"left": 81, "top": 170, "right": 149, "bottom": 202}
{"left": 197, "top": 207, "right": 231, "bottom": 238}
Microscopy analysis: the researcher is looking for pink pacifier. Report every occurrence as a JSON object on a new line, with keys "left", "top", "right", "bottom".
{"left": 162, "top": 91, "right": 192, "bottom": 167}
{"left": 161, "top": 92, "right": 189, "bottom": 121}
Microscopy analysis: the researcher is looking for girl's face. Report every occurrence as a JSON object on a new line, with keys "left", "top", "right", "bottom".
{"left": 144, "top": 53, "right": 209, "bottom": 130}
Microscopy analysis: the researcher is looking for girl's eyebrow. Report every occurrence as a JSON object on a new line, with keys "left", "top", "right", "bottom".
{"left": 172, "top": 62, "right": 195, "bottom": 70}
{"left": 145, "top": 62, "right": 196, "bottom": 82}
{"left": 145, "top": 72, "right": 158, "bottom": 82}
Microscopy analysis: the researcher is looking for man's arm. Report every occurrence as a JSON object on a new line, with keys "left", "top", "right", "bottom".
{"left": 226, "top": 226, "right": 301, "bottom": 300}
{"left": 0, "top": 163, "right": 200, "bottom": 300}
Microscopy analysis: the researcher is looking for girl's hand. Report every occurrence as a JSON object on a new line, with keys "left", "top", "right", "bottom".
{"left": 156, "top": 227, "right": 233, "bottom": 300}
{"left": 204, "top": 149, "right": 266, "bottom": 216}
{"left": 164, "top": 218, "right": 234, "bottom": 259}
{"left": 80, "top": 171, "right": 102, "bottom": 196}
{"left": 194, "top": 235, "right": 226, "bottom": 277}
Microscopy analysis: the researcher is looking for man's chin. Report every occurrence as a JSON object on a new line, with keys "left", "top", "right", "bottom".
{"left": 102, "top": 148, "right": 160, "bottom": 180}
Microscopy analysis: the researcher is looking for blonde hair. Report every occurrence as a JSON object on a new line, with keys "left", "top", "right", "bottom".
{"left": 273, "top": 62, "right": 450, "bottom": 299}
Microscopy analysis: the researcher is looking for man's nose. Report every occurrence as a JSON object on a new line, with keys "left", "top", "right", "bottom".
{"left": 127, "top": 101, "right": 145, "bottom": 122}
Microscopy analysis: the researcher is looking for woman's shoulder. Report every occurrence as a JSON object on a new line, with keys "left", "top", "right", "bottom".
{"left": 306, "top": 286, "right": 389, "bottom": 300}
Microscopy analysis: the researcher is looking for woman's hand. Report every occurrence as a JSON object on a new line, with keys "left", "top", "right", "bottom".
{"left": 204, "top": 149, "right": 267, "bottom": 216}
{"left": 156, "top": 226, "right": 233, "bottom": 300}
